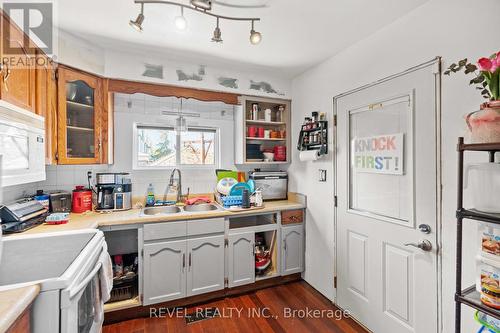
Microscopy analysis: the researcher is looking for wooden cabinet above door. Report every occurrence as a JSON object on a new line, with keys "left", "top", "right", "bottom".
{"left": 57, "top": 66, "right": 110, "bottom": 164}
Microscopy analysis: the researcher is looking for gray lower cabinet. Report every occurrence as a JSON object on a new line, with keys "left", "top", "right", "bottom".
{"left": 281, "top": 225, "right": 304, "bottom": 275}
{"left": 143, "top": 239, "right": 187, "bottom": 305}
{"left": 228, "top": 231, "right": 255, "bottom": 287}
{"left": 187, "top": 235, "right": 225, "bottom": 296}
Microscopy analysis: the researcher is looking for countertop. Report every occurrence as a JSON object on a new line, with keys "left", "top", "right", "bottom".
{"left": 21, "top": 196, "right": 306, "bottom": 235}
{"left": 0, "top": 284, "right": 40, "bottom": 333}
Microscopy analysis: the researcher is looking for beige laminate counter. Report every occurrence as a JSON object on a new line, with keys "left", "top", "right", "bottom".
{"left": 0, "top": 284, "right": 40, "bottom": 333}
{"left": 21, "top": 198, "right": 306, "bottom": 235}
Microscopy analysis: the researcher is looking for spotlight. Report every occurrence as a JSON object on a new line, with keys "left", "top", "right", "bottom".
{"left": 174, "top": 7, "right": 187, "bottom": 31}
{"left": 211, "top": 18, "right": 222, "bottom": 43}
{"left": 249, "top": 21, "right": 261, "bottom": 44}
{"left": 129, "top": 4, "right": 145, "bottom": 32}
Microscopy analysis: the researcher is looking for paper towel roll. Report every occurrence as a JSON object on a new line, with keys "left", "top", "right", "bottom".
{"left": 299, "top": 150, "right": 319, "bottom": 161}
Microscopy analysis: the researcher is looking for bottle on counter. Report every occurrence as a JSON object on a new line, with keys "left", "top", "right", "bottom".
{"left": 146, "top": 183, "right": 155, "bottom": 206}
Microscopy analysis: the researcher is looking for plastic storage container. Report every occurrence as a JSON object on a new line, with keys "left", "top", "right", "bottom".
{"left": 465, "top": 163, "right": 500, "bottom": 213}
{"left": 479, "top": 222, "right": 500, "bottom": 259}
{"left": 476, "top": 255, "right": 500, "bottom": 309}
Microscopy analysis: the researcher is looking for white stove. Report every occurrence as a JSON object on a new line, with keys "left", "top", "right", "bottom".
{"left": 0, "top": 229, "right": 108, "bottom": 333}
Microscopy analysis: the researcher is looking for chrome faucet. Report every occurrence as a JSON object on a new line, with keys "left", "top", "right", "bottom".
{"left": 167, "top": 168, "right": 183, "bottom": 203}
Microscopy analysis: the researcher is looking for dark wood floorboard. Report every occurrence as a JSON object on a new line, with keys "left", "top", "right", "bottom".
{"left": 102, "top": 281, "right": 368, "bottom": 333}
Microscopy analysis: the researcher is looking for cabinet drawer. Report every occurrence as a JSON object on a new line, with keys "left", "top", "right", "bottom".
{"left": 187, "top": 218, "right": 225, "bottom": 236}
{"left": 143, "top": 221, "right": 186, "bottom": 241}
{"left": 281, "top": 209, "right": 304, "bottom": 225}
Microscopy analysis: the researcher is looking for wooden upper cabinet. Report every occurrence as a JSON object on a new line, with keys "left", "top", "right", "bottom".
{"left": 57, "top": 66, "right": 108, "bottom": 164}
{"left": 0, "top": 11, "right": 36, "bottom": 112}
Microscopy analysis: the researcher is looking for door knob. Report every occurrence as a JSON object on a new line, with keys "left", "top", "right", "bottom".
{"left": 404, "top": 239, "right": 432, "bottom": 252}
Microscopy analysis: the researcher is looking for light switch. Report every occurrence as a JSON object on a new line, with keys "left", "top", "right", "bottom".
{"left": 319, "top": 169, "right": 327, "bottom": 182}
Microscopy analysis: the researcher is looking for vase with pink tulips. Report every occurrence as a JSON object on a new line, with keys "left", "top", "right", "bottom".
{"left": 445, "top": 51, "right": 500, "bottom": 143}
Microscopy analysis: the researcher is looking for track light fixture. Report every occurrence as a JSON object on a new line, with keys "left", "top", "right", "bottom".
{"left": 174, "top": 7, "right": 187, "bottom": 31}
{"left": 211, "top": 17, "right": 222, "bottom": 43}
{"left": 129, "top": 3, "right": 145, "bottom": 32}
{"left": 249, "top": 20, "right": 262, "bottom": 45}
{"left": 129, "top": 0, "right": 262, "bottom": 44}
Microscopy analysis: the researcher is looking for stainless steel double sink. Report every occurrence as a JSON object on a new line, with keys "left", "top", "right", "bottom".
{"left": 141, "top": 203, "right": 220, "bottom": 216}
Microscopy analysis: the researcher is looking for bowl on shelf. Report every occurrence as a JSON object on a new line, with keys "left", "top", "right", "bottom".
{"left": 263, "top": 152, "right": 274, "bottom": 162}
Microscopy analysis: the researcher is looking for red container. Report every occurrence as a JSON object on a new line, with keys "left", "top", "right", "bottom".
{"left": 72, "top": 186, "right": 92, "bottom": 213}
{"left": 258, "top": 127, "right": 265, "bottom": 138}
{"left": 248, "top": 126, "right": 257, "bottom": 137}
{"left": 273, "top": 145, "right": 287, "bottom": 161}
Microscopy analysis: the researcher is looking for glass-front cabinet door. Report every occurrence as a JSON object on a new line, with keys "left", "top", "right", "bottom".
{"left": 57, "top": 67, "right": 103, "bottom": 164}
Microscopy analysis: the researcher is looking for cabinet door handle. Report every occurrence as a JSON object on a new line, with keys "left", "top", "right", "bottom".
{"left": 188, "top": 253, "right": 192, "bottom": 268}
{"left": 284, "top": 239, "right": 287, "bottom": 251}
{"left": 2, "top": 61, "right": 11, "bottom": 92}
{"left": 252, "top": 242, "right": 255, "bottom": 256}
{"left": 182, "top": 253, "right": 185, "bottom": 270}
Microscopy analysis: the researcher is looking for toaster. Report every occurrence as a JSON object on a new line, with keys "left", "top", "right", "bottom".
{"left": 49, "top": 191, "right": 72, "bottom": 213}
{"left": 248, "top": 170, "right": 288, "bottom": 201}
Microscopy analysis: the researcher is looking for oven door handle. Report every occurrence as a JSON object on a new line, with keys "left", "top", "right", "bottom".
{"left": 69, "top": 262, "right": 102, "bottom": 299}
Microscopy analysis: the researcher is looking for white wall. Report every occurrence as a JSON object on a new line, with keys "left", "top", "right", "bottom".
{"left": 56, "top": 31, "right": 291, "bottom": 99}
{"left": 289, "top": 0, "right": 500, "bottom": 332}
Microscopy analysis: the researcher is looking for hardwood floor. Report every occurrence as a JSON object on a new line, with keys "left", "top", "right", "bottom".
{"left": 103, "top": 281, "right": 367, "bottom": 333}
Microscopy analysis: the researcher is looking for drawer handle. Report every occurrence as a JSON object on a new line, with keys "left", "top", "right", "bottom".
{"left": 182, "top": 253, "right": 185, "bottom": 271}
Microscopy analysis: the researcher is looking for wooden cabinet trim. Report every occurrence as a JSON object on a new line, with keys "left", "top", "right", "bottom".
{"left": 108, "top": 78, "right": 239, "bottom": 105}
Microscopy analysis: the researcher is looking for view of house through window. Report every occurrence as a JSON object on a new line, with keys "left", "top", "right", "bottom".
{"left": 135, "top": 125, "right": 217, "bottom": 168}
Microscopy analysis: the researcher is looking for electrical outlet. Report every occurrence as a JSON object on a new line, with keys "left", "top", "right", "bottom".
{"left": 319, "top": 169, "right": 327, "bottom": 182}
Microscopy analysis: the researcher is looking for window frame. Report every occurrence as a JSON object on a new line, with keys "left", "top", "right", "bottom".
{"left": 132, "top": 123, "right": 220, "bottom": 170}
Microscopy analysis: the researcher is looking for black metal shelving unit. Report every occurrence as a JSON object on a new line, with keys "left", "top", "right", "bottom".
{"left": 455, "top": 137, "right": 500, "bottom": 333}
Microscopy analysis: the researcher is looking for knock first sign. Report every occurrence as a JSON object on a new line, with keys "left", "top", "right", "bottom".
{"left": 351, "top": 133, "right": 404, "bottom": 175}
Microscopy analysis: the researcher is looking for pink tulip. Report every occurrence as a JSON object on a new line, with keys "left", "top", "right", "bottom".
{"left": 478, "top": 57, "right": 493, "bottom": 72}
{"left": 492, "top": 58, "right": 499, "bottom": 72}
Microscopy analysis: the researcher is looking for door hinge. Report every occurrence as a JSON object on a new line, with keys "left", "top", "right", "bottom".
{"left": 55, "top": 152, "right": 59, "bottom": 161}
{"left": 224, "top": 277, "right": 229, "bottom": 288}
{"left": 333, "top": 115, "right": 337, "bottom": 127}
{"left": 334, "top": 196, "right": 338, "bottom": 207}
{"left": 334, "top": 276, "right": 337, "bottom": 289}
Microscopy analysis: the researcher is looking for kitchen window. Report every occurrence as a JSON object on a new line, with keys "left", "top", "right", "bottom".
{"left": 133, "top": 124, "right": 218, "bottom": 169}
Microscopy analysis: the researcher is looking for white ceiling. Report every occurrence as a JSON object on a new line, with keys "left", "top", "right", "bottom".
{"left": 56, "top": 0, "right": 428, "bottom": 77}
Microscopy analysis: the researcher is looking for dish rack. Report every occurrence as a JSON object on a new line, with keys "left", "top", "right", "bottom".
{"left": 455, "top": 137, "right": 500, "bottom": 332}
{"left": 215, "top": 192, "right": 243, "bottom": 208}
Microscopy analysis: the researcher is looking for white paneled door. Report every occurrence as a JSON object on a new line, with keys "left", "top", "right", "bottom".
{"left": 335, "top": 60, "right": 440, "bottom": 333}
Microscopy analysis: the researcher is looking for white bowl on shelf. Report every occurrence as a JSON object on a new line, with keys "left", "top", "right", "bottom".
{"left": 263, "top": 152, "right": 274, "bottom": 161}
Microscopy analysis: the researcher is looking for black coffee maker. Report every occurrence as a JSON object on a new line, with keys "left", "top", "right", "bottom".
{"left": 95, "top": 173, "right": 132, "bottom": 211}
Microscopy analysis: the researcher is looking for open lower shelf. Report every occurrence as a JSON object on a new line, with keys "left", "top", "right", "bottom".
{"left": 104, "top": 296, "right": 141, "bottom": 313}
{"left": 456, "top": 285, "right": 500, "bottom": 319}
{"left": 457, "top": 209, "right": 500, "bottom": 225}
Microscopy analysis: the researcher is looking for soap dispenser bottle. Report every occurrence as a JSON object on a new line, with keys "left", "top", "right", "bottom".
{"left": 146, "top": 183, "right": 155, "bottom": 206}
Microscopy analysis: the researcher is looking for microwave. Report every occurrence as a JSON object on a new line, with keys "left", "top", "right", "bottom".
{"left": 0, "top": 101, "right": 46, "bottom": 187}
